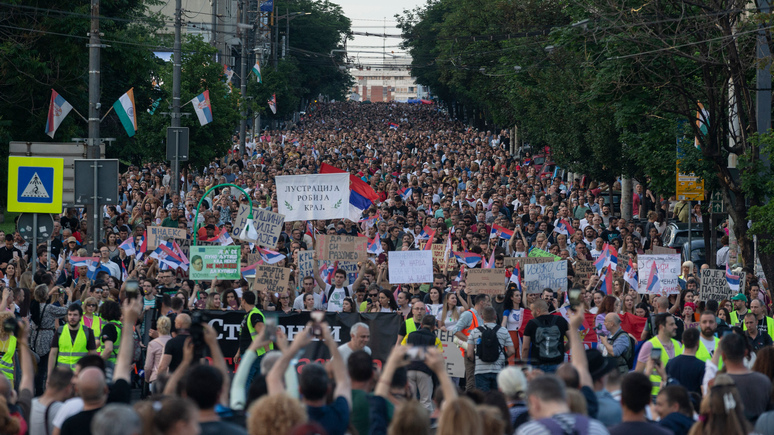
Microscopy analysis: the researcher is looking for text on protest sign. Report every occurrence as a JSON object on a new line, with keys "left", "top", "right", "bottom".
{"left": 637, "top": 254, "right": 681, "bottom": 295}
{"left": 388, "top": 251, "right": 433, "bottom": 284}
{"left": 700, "top": 269, "right": 734, "bottom": 302}
{"left": 320, "top": 261, "right": 359, "bottom": 285}
{"left": 524, "top": 260, "right": 568, "bottom": 294}
{"left": 572, "top": 260, "right": 596, "bottom": 286}
{"left": 297, "top": 250, "right": 315, "bottom": 278}
{"left": 189, "top": 246, "right": 240, "bottom": 280}
{"left": 276, "top": 174, "right": 350, "bottom": 221}
{"left": 432, "top": 244, "right": 447, "bottom": 265}
{"left": 316, "top": 235, "right": 368, "bottom": 263}
{"left": 232, "top": 205, "right": 285, "bottom": 248}
{"left": 465, "top": 269, "right": 507, "bottom": 295}
{"left": 253, "top": 265, "right": 291, "bottom": 295}
{"left": 147, "top": 226, "right": 186, "bottom": 251}
{"left": 436, "top": 329, "right": 465, "bottom": 377}
{"left": 652, "top": 246, "right": 678, "bottom": 255}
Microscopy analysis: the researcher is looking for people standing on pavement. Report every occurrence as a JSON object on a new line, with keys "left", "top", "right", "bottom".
{"left": 466, "top": 306, "right": 514, "bottom": 392}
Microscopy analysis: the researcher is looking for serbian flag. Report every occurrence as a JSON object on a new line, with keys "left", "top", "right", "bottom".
{"left": 490, "top": 224, "right": 513, "bottom": 240}
{"left": 258, "top": 247, "right": 285, "bottom": 264}
{"left": 306, "top": 221, "right": 315, "bottom": 239}
{"left": 137, "top": 233, "right": 147, "bottom": 261}
{"left": 171, "top": 241, "right": 189, "bottom": 265}
{"left": 510, "top": 262, "right": 523, "bottom": 291}
{"left": 600, "top": 266, "right": 613, "bottom": 294}
{"left": 87, "top": 260, "right": 112, "bottom": 280}
{"left": 223, "top": 64, "right": 234, "bottom": 83}
{"left": 204, "top": 228, "right": 233, "bottom": 246}
{"left": 191, "top": 90, "right": 213, "bottom": 126}
{"left": 624, "top": 258, "right": 638, "bottom": 291}
{"left": 368, "top": 233, "right": 383, "bottom": 255}
{"left": 726, "top": 264, "right": 740, "bottom": 292}
{"left": 268, "top": 93, "right": 277, "bottom": 114}
{"left": 594, "top": 246, "right": 608, "bottom": 275}
{"left": 646, "top": 261, "right": 661, "bottom": 293}
{"left": 555, "top": 219, "right": 574, "bottom": 236}
{"left": 484, "top": 248, "right": 496, "bottom": 269}
{"left": 320, "top": 262, "right": 336, "bottom": 285}
{"left": 118, "top": 237, "right": 136, "bottom": 257}
{"left": 45, "top": 89, "right": 73, "bottom": 138}
{"left": 454, "top": 251, "right": 482, "bottom": 268}
{"left": 607, "top": 245, "right": 619, "bottom": 271}
{"left": 71, "top": 256, "right": 99, "bottom": 268}
{"left": 399, "top": 187, "right": 413, "bottom": 201}
{"left": 320, "top": 163, "right": 380, "bottom": 221}
{"left": 389, "top": 122, "right": 399, "bottom": 130}
{"left": 455, "top": 264, "right": 465, "bottom": 282}
{"left": 152, "top": 242, "right": 188, "bottom": 271}
{"left": 241, "top": 260, "right": 264, "bottom": 278}
{"left": 417, "top": 226, "right": 435, "bottom": 241}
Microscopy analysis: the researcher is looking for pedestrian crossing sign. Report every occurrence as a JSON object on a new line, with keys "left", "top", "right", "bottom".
{"left": 7, "top": 157, "right": 63, "bottom": 213}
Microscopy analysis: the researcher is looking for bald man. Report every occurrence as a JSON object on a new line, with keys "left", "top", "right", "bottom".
{"left": 60, "top": 367, "right": 108, "bottom": 435}
{"left": 157, "top": 314, "right": 192, "bottom": 375}
{"left": 600, "top": 313, "right": 633, "bottom": 373}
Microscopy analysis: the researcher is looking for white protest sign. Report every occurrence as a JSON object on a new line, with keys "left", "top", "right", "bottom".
{"left": 637, "top": 254, "right": 681, "bottom": 295}
{"left": 388, "top": 251, "right": 433, "bottom": 284}
{"left": 232, "top": 205, "right": 285, "bottom": 248}
{"left": 436, "top": 329, "right": 465, "bottom": 377}
{"left": 524, "top": 260, "right": 568, "bottom": 294}
{"left": 276, "top": 174, "right": 350, "bottom": 221}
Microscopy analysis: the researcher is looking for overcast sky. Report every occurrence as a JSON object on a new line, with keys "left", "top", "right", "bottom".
{"left": 334, "top": 0, "right": 422, "bottom": 63}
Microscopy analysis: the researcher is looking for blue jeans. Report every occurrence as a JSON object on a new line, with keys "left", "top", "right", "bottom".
{"left": 475, "top": 373, "right": 499, "bottom": 392}
{"left": 245, "top": 353, "right": 265, "bottom": 391}
{"left": 537, "top": 363, "right": 559, "bottom": 373}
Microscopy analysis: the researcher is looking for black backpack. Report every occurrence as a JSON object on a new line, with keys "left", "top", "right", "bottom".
{"left": 475, "top": 325, "right": 503, "bottom": 363}
{"left": 609, "top": 328, "right": 636, "bottom": 370}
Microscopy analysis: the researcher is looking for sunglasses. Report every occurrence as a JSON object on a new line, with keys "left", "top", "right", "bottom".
{"left": 369, "top": 293, "right": 378, "bottom": 297}
{"left": 87, "top": 304, "right": 97, "bottom": 308}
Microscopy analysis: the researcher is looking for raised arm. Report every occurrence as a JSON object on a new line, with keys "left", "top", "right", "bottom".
{"left": 321, "top": 322, "right": 351, "bottom": 406}
{"left": 350, "top": 261, "right": 367, "bottom": 292}
{"left": 114, "top": 297, "right": 142, "bottom": 384}
{"left": 267, "top": 323, "right": 313, "bottom": 395}
{"left": 203, "top": 323, "right": 230, "bottom": 405}
{"left": 568, "top": 306, "right": 592, "bottom": 388}
{"left": 312, "top": 252, "right": 327, "bottom": 291}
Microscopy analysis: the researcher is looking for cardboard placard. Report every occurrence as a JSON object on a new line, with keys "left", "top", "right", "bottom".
{"left": 316, "top": 235, "right": 368, "bottom": 263}
{"left": 388, "top": 251, "right": 434, "bottom": 284}
{"left": 297, "top": 250, "right": 315, "bottom": 277}
{"left": 189, "top": 246, "right": 241, "bottom": 280}
{"left": 572, "top": 260, "right": 596, "bottom": 286}
{"left": 252, "top": 265, "right": 291, "bottom": 294}
{"left": 432, "top": 244, "right": 447, "bottom": 265}
{"left": 247, "top": 253, "right": 262, "bottom": 265}
{"left": 147, "top": 226, "right": 187, "bottom": 251}
{"left": 232, "top": 205, "right": 285, "bottom": 248}
{"left": 700, "top": 269, "right": 733, "bottom": 302}
{"left": 524, "top": 260, "right": 568, "bottom": 294}
{"left": 465, "top": 269, "right": 507, "bottom": 295}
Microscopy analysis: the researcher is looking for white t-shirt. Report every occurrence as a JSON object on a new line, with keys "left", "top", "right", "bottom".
{"left": 337, "top": 343, "right": 372, "bottom": 363}
{"left": 293, "top": 292, "right": 323, "bottom": 311}
{"left": 324, "top": 284, "right": 353, "bottom": 312}
{"left": 51, "top": 397, "right": 84, "bottom": 429}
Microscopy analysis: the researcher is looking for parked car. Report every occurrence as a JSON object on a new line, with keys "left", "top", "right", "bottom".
{"left": 681, "top": 240, "right": 707, "bottom": 269}
{"left": 532, "top": 154, "right": 548, "bottom": 172}
{"left": 539, "top": 161, "right": 556, "bottom": 179}
{"left": 662, "top": 222, "right": 723, "bottom": 254}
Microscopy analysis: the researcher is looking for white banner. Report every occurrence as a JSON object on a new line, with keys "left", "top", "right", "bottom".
{"left": 637, "top": 254, "right": 681, "bottom": 295}
{"left": 276, "top": 174, "right": 350, "bottom": 221}
{"left": 388, "top": 250, "right": 434, "bottom": 284}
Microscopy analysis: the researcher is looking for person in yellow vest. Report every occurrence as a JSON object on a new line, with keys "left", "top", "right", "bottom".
{"left": 400, "top": 301, "right": 443, "bottom": 350}
{"left": 695, "top": 311, "right": 722, "bottom": 368}
{"left": 452, "top": 294, "right": 490, "bottom": 392}
{"left": 635, "top": 313, "right": 682, "bottom": 396}
{"left": 235, "top": 291, "right": 274, "bottom": 390}
{"left": 81, "top": 296, "right": 103, "bottom": 339}
{"left": 0, "top": 311, "right": 18, "bottom": 383}
{"left": 744, "top": 299, "right": 774, "bottom": 343}
{"left": 744, "top": 312, "right": 773, "bottom": 352}
{"left": 48, "top": 303, "right": 98, "bottom": 377}
{"left": 728, "top": 293, "right": 749, "bottom": 327}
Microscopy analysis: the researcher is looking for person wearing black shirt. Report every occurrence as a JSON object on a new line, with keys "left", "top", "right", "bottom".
{"left": 60, "top": 367, "right": 108, "bottom": 435}
{"left": 158, "top": 314, "right": 192, "bottom": 375}
{"left": 0, "top": 235, "right": 22, "bottom": 274}
{"left": 665, "top": 328, "right": 705, "bottom": 395}
{"left": 406, "top": 315, "right": 440, "bottom": 412}
{"left": 745, "top": 312, "right": 774, "bottom": 352}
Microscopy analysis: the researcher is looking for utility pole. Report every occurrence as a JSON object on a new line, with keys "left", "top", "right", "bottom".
{"left": 285, "top": 7, "right": 289, "bottom": 58}
{"left": 239, "top": 0, "right": 248, "bottom": 156}
{"left": 211, "top": 0, "right": 217, "bottom": 61}
{"left": 273, "top": 3, "right": 278, "bottom": 68}
{"left": 87, "top": 0, "right": 101, "bottom": 159}
{"left": 172, "top": 0, "right": 182, "bottom": 195}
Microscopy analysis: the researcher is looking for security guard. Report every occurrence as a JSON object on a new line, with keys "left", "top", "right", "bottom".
{"left": 728, "top": 293, "right": 749, "bottom": 327}
{"left": 636, "top": 313, "right": 683, "bottom": 396}
{"left": 48, "top": 304, "right": 97, "bottom": 377}
{"left": 743, "top": 299, "right": 774, "bottom": 342}
{"left": 400, "top": 301, "right": 442, "bottom": 350}
{"left": 695, "top": 311, "right": 722, "bottom": 369}
{"left": 237, "top": 291, "right": 273, "bottom": 390}
{"left": 98, "top": 301, "right": 123, "bottom": 366}
{"left": 0, "top": 313, "right": 18, "bottom": 383}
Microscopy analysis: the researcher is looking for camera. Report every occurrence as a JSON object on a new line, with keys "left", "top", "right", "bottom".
{"left": 2, "top": 318, "right": 18, "bottom": 337}
{"left": 190, "top": 310, "right": 212, "bottom": 357}
{"left": 125, "top": 279, "right": 140, "bottom": 300}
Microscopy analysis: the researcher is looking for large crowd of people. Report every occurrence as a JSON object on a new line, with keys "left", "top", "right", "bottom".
{"left": 0, "top": 101, "right": 770, "bottom": 434}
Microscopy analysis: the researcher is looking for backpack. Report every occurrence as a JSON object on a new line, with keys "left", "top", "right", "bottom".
{"left": 536, "top": 415, "right": 590, "bottom": 435}
{"left": 534, "top": 315, "right": 562, "bottom": 361}
{"left": 475, "top": 325, "right": 503, "bottom": 363}
{"left": 609, "top": 328, "right": 636, "bottom": 370}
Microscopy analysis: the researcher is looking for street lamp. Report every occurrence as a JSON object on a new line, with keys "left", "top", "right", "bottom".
{"left": 273, "top": 10, "right": 311, "bottom": 67}
{"left": 192, "top": 183, "right": 254, "bottom": 246}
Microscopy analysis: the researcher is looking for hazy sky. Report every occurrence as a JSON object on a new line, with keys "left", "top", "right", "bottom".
{"left": 333, "top": 0, "right": 423, "bottom": 63}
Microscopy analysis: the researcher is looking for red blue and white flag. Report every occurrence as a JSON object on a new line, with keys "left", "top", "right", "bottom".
{"left": 646, "top": 261, "right": 661, "bottom": 293}
{"left": 45, "top": 89, "right": 73, "bottom": 138}
{"left": 268, "top": 93, "right": 277, "bottom": 114}
{"left": 71, "top": 256, "right": 99, "bottom": 269}
{"left": 624, "top": 258, "right": 638, "bottom": 292}
{"left": 258, "top": 247, "right": 285, "bottom": 264}
{"left": 319, "top": 163, "right": 380, "bottom": 222}
{"left": 454, "top": 251, "right": 482, "bottom": 268}
{"left": 600, "top": 266, "right": 613, "bottom": 294}
{"left": 399, "top": 187, "right": 413, "bottom": 201}
{"left": 191, "top": 90, "right": 213, "bottom": 126}
{"left": 368, "top": 233, "right": 383, "bottom": 255}
{"left": 241, "top": 260, "right": 264, "bottom": 278}
{"left": 489, "top": 224, "right": 513, "bottom": 240}
{"left": 510, "top": 262, "right": 522, "bottom": 291}
{"left": 555, "top": 219, "right": 574, "bottom": 236}
{"left": 389, "top": 122, "right": 399, "bottom": 130}
{"left": 726, "top": 263, "right": 740, "bottom": 292}
{"left": 118, "top": 237, "right": 136, "bottom": 257}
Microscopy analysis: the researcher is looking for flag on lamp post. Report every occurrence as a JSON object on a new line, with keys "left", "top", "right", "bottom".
{"left": 252, "top": 61, "right": 262, "bottom": 83}
{"left": 113, "top": 88, "right": 138, "bottom": 137}
{"left": 191, "top": 90, "right": 213, "bottom": 126}
{"left": 44, "top": 89, "right": 73, "bottom": 138}
{"left": 268, "top": 93, "right": 277, "bottom": 114}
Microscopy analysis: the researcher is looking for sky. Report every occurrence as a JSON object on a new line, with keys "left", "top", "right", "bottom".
{"left": 333, "top": 0, "right": 423, "bottom": 65}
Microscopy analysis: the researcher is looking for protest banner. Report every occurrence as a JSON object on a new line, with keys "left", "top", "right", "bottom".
{"left": 466, "top": 269, "right": 507, "bottom": 295}
{"left": 147, "top": 226, "right": 186, "bottom": 251}
{"left": 432, "top": 243, "right": 447, "bottom": 265}
{"left": 252, "top": 264, "right": 291, "bottom": 294}
{"left": 191, "top": 310, "right": 401, "bottom": 372}
{"left": 297, "top": 250, "right": 315, "bottom": 277}
{"left": 436, "top": 329, "right": 465, "bottom": 377}
{"left": 276, "top": 173, "right": 350, "bottom": 221}
{"left": 316, "top": 235, "right": 368, "bottom": 263}
{"left": 528, "top": 248, "right": 561, "bottom": 260}
{"left": 503, "top": 256, "right": 554, "bottom": 268}
{"left": 637, "top": 254, "right": 681, "bottom": 294}
{"left": 189, "top": 246, "right": 241, "bottom": 280}
{"left": 572, "top": 260, "right": 596, "bottom": 286}
{"left": 700, "top": 269, "right": 733, "bottom": 302}
{"left": 231, "top": 205, "right": 285, "bottom": 248}
{"left": 524, "top": 260, "right": 568, "bottom": 294}
{"left": 388, "top": 251, "right": 433, "bottom": 284}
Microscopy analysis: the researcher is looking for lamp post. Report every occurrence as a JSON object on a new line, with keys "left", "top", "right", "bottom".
{"left": 192, "top": 183, "right": 254, "bottom": 246}
{"left": 274, "top": 11, "right": 310, "bottom": 67}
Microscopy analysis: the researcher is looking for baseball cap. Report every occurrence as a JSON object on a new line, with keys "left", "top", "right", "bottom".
{"left": 731, "top": 293, "right": 747, "bottom": 302}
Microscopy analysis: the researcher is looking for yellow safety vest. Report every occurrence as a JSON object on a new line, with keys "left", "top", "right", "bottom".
{"left": 729, "top": 310, "right": 748, "bottom": 327}
{"left": 401, "top": 318, "right": 443, "bottom": 350}
{"left": 82, "top": 314, "right": 103, "bottom": 339}
{"left": 57, "top": 325, "right": 90, "bottom": 370}
{"left": 245, "top": 308, "right": 273, "bottom": 356}
{"left": 0, "top": 336, "right": 16, "bottom": 382}
{"left": 742, "top": 316, "right": 774, "bottom": 342}
{"left": 647, "top": 336, "right": 683, "bottom": 396}
{"left": 98, "top": 320, "right": 122, "bottom": 364}
{"left": 695, "top": 336, "right": 722, "bottom": 369}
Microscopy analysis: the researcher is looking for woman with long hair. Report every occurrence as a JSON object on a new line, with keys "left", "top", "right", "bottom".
{"left": 502, "top": 286, "right": 524, "bottom": 362}
{"left": 688, "top": 374, "right": 751, "bottom": 435}
{"left": 378, "top": 289, "right": 398, "bottom": 312}
{"left": 143, "top": 315, "right": 172, "bottom": 395}
{"left": 342, "top": 297, "right": 356, "bottom": 313}
{"left": 81, "top": 296, "right": 103, "bottom": 338}
{"left": 437, "top": 397, "right": 482, "bottom": 435}
{"left": 276, "top": 292, "right": 296, "bottom": 314}
{"left": 595, "top": 295, "right": 618, "bottom": 338}
{"left": 29, "top": 284, "right": 68, "bottom": 393}
{"left": 621, "top": 293, "right": 636, "bottom": 315}
{"left": 438, "top": 292, "right": 463, "bottom": 331}
{"left": 301, "top": 293, "right": 315, "bottom": 311}
{"left": 1, "top": 263, "right": 18, "bottom": 289}
{"left": 205, "top": 292, "right": 223, "bottom": 310}
{"left": 104, "top": 231, "right": 120, "bottom": 259}
{"left": 426, "top": 287, "right": 443, "bottom": 317}
{"left": 222, "top": 289, "right": 240, "bottom": 311}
